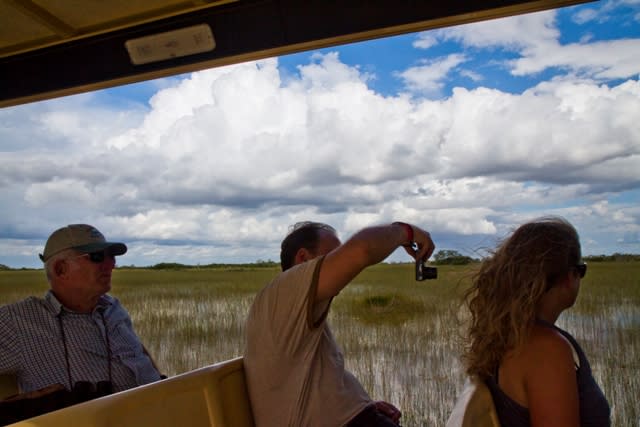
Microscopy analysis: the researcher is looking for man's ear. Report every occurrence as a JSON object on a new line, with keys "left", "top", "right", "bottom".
{"left": 53, "top": 259, "right": 67, "bottom": 277}
{"left": 294, "top": 247, "right": 312, "bottom": 265}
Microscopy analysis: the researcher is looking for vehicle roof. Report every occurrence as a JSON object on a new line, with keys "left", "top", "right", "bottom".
{"left": 0, "top": 0, "right": 592, "bottom": 108}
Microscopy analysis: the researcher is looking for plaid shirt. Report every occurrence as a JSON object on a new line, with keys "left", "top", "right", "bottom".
{"left": 0, "top": 291, "right": 161, "bottom": 393}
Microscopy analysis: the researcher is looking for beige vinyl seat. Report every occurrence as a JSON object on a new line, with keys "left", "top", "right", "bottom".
{"left": 446, "top": 376, "right": 501, "bottom": 427}
{"left": 6, "top": 356, "right": 254, "bottom": 427}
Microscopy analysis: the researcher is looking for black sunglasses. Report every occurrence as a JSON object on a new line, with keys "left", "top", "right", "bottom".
{"left": 575, "top": 263, "right": 587, "bottom": 279}
{"left": 77, "top": 251, "right": 111, "bottom": 264}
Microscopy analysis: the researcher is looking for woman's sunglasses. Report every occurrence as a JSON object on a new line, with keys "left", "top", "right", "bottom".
{"left": 575, "top": 263, "right": 587, "bottom": 278}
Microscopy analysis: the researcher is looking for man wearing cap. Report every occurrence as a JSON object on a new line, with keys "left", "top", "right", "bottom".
{"left": 0, "top": 224, "right": 162, "bottom": 396}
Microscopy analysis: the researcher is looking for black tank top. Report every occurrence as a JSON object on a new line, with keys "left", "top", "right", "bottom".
{"left": 485, "top": 322, "right": 610, "bottom": 427}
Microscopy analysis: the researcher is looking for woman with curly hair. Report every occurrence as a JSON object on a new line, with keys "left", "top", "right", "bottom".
{"left": 462, "top": 217, "right": 610, "bottom": 427}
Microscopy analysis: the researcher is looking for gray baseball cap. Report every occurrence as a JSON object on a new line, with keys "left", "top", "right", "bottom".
{"left": 39, "top": 224, "right": 127, "bottom": 262}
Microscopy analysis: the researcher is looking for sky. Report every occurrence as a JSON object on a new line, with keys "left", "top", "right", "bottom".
{"left": 1, "top": 1, "right": 639, "bottom": 268}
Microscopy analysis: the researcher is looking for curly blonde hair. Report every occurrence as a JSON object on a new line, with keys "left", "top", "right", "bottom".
{"left": 462, "top": 216, "right": 581, "bottom": 379}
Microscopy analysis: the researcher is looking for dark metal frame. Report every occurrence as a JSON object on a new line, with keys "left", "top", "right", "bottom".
{"left": 0, "top": 0, "right": 592, "bottom": 107}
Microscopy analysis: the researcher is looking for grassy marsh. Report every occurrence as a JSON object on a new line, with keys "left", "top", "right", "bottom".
{"left": 1, "top": 262, "right": 638, "bottom": 426}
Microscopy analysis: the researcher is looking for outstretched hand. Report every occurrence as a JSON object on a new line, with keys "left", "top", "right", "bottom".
{"left": 402, "top": 224, "right": 435, "bottom": 262}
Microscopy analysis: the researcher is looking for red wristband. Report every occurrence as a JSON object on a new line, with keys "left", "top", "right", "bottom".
{"left": 392, "top": 222, "right": 413, "bottom": 247}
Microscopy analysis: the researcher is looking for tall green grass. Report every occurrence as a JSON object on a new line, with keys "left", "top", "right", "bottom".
{"left": 1, "top": 262, "right": 638, "bottom": 426}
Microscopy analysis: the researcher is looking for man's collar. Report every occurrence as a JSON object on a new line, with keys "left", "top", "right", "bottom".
{"left": 45, "top": 290, "right": 113, "bottom": 314}
{"left": 44, "top": 290, "right": 64, "bottom": 314}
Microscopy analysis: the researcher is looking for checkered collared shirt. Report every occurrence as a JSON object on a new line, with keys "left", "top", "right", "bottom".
{"left": 0, "top": 291, "right": 161, "bottom": 393}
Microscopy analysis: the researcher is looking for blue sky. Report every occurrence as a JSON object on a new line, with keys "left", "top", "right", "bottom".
{"left": 1, "top": 1, "right": 639, "bottom": 268}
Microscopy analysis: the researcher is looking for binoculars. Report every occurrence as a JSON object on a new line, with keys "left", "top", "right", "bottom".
{"left": 71, "top": 381, "right": 113, "bottom": 402}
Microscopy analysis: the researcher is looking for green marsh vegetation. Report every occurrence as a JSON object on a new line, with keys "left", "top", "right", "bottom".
{"left": 1, "top": 261, "right": 638, "bottom": 426}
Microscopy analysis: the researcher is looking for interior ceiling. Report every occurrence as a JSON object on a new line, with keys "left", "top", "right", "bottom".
{"left": 0, "top": 0, "right": 593, "bottom": 108}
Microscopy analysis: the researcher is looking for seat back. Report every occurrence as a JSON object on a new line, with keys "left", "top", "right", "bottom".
{"left": 0, "top": 374, "right": 18, "bottom": 400}
{"left": 446, "top": 376, "right": 500, "bottom": 427}
{"left": 7, "top": 356, "right": 254, "bottom": 427}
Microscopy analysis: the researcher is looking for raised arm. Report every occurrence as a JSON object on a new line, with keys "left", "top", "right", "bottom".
{"left": 316, "top": 222, "right": 434, "bottom": 301}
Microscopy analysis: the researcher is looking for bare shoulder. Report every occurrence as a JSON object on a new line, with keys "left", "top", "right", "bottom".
{"left": 524, "top": 324, "right": 575, "bottom": 371}
{"left": 500, "top": 325, "right": 573, "bottom": 405}
{"left": 528, "top": 324, "right": 573, "bottom": 357}
{"left": 523, "top": 324, "right": 580, "bottom": 426}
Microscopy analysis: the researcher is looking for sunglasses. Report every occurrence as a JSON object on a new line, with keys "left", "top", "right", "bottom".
{"left": 76, "top": 251, "right": 113, "bottom": 264}
{"left": 575, "top": 263, "right": 587, "bottom": 278}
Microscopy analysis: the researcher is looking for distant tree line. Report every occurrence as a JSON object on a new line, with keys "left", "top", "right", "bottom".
{"left": 144, "top": 259, "right": 279, "bottom": 270}
{"left": 583, "top": 253, "right": 640, "bottom": 262}
{"left": 0, "top": 264, "right": 34, "bottom": 271}
{"left": 1, "top": 254, "right": 639, "bottom": 271}
{"left": 0, "top": 260, "right": 281, "bottom": 271}
{"left": 429, "top": 251, "right": 640, "bottom": 265}
{"left": 431, "top": 250, "right": 478, "bottom": 265}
